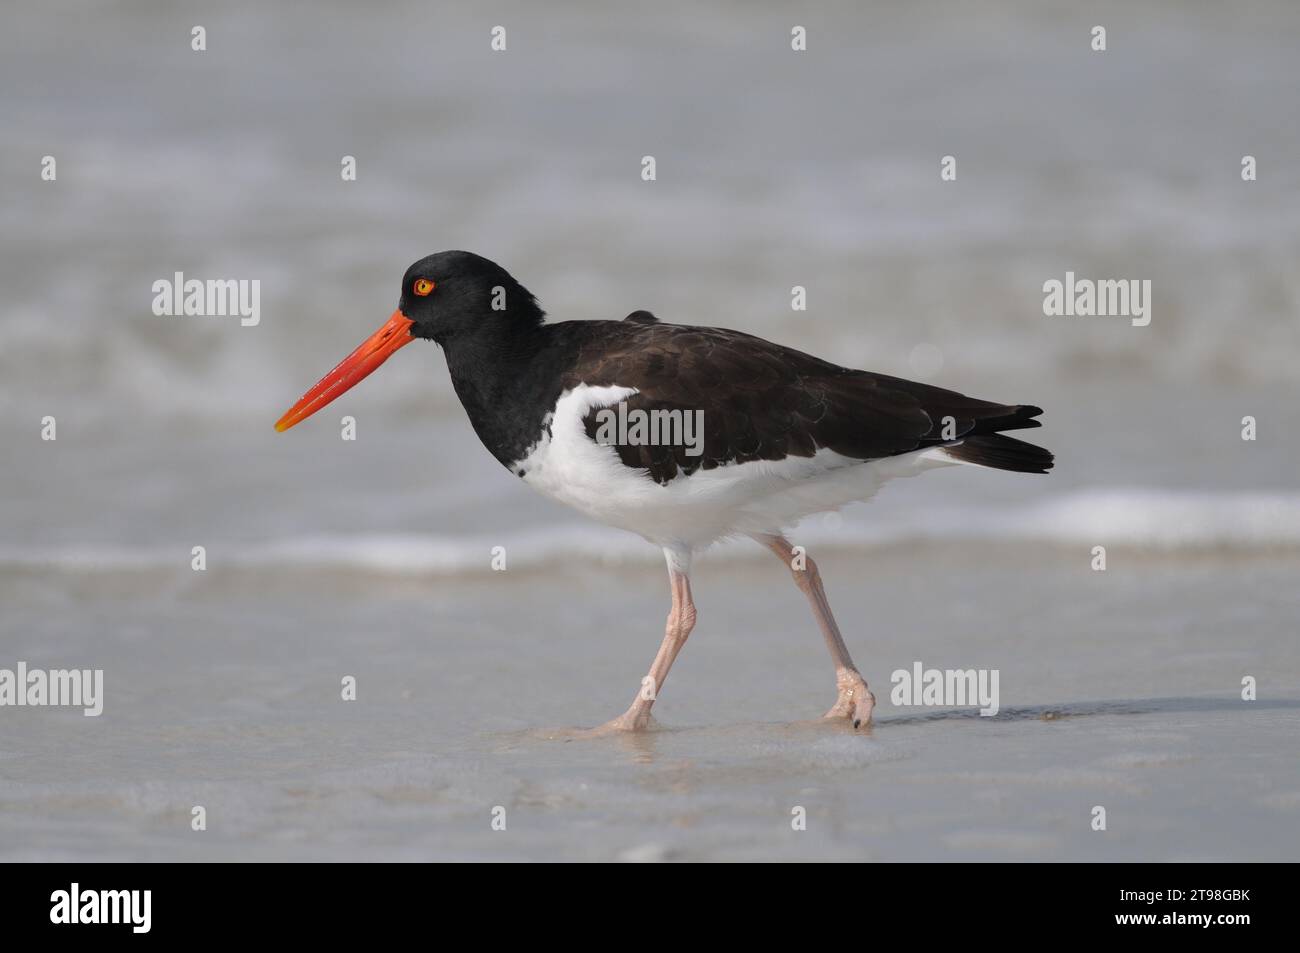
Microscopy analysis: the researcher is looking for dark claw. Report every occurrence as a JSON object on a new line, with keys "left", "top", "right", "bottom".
{"left": 853, "top": 719, "right": 861, "bottom": 729}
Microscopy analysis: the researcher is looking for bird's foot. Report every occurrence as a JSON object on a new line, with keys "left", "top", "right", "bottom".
{"left": 824, "top": 668, "right": 875, "bottom": 729}
{"left": 588, "top": 705, "right": 656, "bottom": 734}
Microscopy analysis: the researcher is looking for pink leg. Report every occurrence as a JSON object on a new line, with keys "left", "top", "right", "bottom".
{"left": 757, "top": 534, "right": 875, "bottom": 727}
{"left": 598, "top": 562, "right": 697, "bottom": 732}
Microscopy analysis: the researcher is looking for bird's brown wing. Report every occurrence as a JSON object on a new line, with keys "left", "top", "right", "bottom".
{"left": 559, "top": 321, "right": 1046, "bottom": 484}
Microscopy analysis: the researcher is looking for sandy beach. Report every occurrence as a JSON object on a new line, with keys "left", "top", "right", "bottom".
{"left": 3, "top": 538, "right": 1298, "bottom": 861}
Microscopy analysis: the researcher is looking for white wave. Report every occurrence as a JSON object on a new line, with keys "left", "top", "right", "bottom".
{"left": 853, "top": 488, "right": 1300, "bottom": 550}
{"left": 3, "top": 489, "right": 1300, "bottom": 577}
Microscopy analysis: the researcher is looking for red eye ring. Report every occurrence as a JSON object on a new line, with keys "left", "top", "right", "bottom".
{"left": 413, "top": 278, "right": 435, "bottom": 296}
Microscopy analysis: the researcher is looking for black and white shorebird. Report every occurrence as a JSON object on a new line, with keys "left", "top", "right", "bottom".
{"left": 276, "top": 251, "right": 1052, "bottom": 731}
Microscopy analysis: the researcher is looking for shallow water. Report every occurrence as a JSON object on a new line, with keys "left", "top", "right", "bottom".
{"left": 3, "top": 550, "right": 1298, "bottom": 861}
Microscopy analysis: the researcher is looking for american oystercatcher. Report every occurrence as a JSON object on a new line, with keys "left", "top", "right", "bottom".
{"left": 276, "top": 251, "right": 1052, "bottom": 731}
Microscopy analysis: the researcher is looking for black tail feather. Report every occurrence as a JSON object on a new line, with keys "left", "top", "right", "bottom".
{"left": 943, "top": 433, "right": 1054, "bottom": 474}
{"left": 969, "top": 404, "right": 1044, "bottom": 435}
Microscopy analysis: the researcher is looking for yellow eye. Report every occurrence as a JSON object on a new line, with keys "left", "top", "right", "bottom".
{"left": 413, "top": 278, "right": 435, "bottom": 296}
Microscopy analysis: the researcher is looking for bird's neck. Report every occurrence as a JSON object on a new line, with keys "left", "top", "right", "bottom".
{"left": 442, "top": 321, "right": 559, "bottom": 468}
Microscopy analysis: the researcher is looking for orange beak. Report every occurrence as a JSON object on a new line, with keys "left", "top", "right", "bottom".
{"left": 275, "top": 309, "right": 415, "bottom": 432}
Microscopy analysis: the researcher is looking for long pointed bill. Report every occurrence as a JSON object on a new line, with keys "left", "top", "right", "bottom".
{"left": 275, "top": 309, "right": 415, "bottom": 432}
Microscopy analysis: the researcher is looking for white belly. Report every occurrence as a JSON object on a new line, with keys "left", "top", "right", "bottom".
{"left": 513, "top": 384, "right": 957, "bottom": 549}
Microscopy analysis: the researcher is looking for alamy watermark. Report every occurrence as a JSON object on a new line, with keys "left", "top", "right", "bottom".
{"left": 1043, "top": 271, "right": 1150, "bottom": 327}
{"left": 593, "top": 401, "right": 704, "bottom": 457}
{"left": 50, "top": 884, "right": 150, "bottom": 933}
{"left": 891, "top": 661, "right": 999, "bottom": 716}
{"left": 0, "top": 662, "right": 103, "bottom": 716}
{"left": 152, "top": 272, "right": 260, "bottom": 326}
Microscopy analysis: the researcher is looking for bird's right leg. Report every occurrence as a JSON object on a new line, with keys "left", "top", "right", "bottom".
{"left": 756, "top": 534, "right": 875, "bottom": 728}
{"left": 595, "top": 551, "right": 697, "bottom": 732}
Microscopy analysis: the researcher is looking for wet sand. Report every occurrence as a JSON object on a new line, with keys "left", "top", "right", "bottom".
{"left": 3, "top": 546, "right": 1297, "bottom": 862}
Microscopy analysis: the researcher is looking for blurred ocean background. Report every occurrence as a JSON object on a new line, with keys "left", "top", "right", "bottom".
{"left": 1, "top": 0, "right": 1298, "bottom": 861}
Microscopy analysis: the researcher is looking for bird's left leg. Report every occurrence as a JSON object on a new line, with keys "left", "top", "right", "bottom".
{"left": 756, "top": 534, "right": 875, "bottom": 727}
{"left": 597, "top": 547, "right": 697, "bottom": 732}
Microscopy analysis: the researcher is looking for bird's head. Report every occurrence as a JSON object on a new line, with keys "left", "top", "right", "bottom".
{"left": 399, "top": 250, "right": 543, "bottom": 343}
{"left": 274, "top": 250, "right": 542, "bottom": 432}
